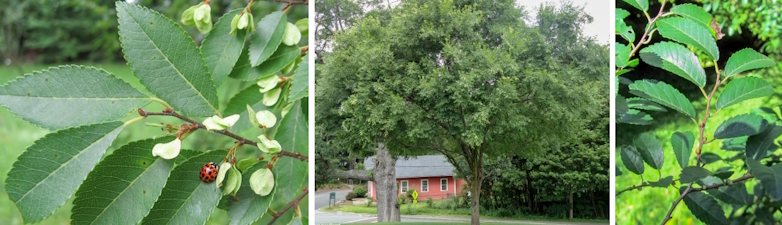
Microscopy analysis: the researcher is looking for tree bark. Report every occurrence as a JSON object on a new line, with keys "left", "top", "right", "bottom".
{"left": 569, "top": 185, "right": 573, "bottom": 219}
{"left": 470, "top": 175, "right": 482, "bottom": 225}
{"left": 374, "top": 142, "right": 400, "bottom": 222}
{"left": 590, "top": 189, "right": 598, "bottom": 218}
{"left": 332, "top": 169, "right": 371, "bottom": 181}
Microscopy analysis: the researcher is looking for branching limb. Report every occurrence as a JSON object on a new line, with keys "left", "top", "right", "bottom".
{"left": 140, "top": 108, "right": 308, "bottom": 162}
{"left": 268, "top": 188, "right": 309, "bottom": 225}
{"left": 616, "top": 182, "right": 651, "bottom": 196}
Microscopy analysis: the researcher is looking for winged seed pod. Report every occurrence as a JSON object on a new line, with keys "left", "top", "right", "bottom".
{"left": 215, "top": 161, "right": 231, "bottom": 187}
{"left": 281, "top": 22, "right": 301, "bottom": 46}
{"left": 151, "top": 138, "right": 181, "bottom": 159}
{"left": 250, "top": 168, "right": 274, "bottom": 196}
{"left": 202, "top": 114, "right": 240, "bottom": 130}
{"left": 223, "top": 166, "right": 241, "bottom": 196}
{"left": 256, "top": 135, "right": 281, "bottom": 154}
{"left": 263, "top": 87, "right": 281, "bottom": 106}
{"left": 255, "top": 110, "right": 277, "bottom": 128}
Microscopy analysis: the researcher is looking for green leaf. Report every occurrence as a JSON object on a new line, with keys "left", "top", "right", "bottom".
{"left": 620, "top": 145, "right": 645, "bottom": 175}
{"left": 227, "top": 162, "right": 275, "bottom": 225}
{"left": 249, "top": 11, "right": 286, "bottom": 67}
{"left": 5, "top": 122, "right": 124, "bottom": 223}
{"left": 626, "top": 97, "right": 667, "bottom": 112}
{"left": 649, "top": 176, "right": 674, "bottom": 188}
{"left": 141, "top": 150, "right": 226, "bottom": 225}
{"left": 237, "top": 45, "right": 302, "bottom": 80}
{"left": 722, "top": 136, "right": 747, "bottom": 151}
{"left": 671, "top": 131, "right": 694, "bottom": 169}
{"left": 622, "top": 0, "right": 648, "bottom": 12}
{"left": 629, "top": 80, "right": 696, "bottom": 119}
{"left": 616, "top": 95, "right": 629, "bottom": 118}
{"left": 229, "top": 46, "right": 252, "bottom": 79}
{"left": 753, "top": 107, "right": 780, "bottom": 124}
{"left": 747, "top": 159, "right": 782, "bottom": 201}
{"left": 615, "top": 10, "right": 635, "bottom": 43}
{"left": 117, "top": 2, "right": 219, "bottom": 117}
{"left": 633, "top": 133, "right": 664, "bottom": 170}
{"left": 700, "top": 153, "right": 721, "bottom": 165}
{"left": 708, "top": 183, "right": 748, "bottom": 205}
{"left": 616, "top": 43, "right": 631, "bottom": 68}
{"left": 0, "top": 65, "right": 149, "bottom": 130}
{"left": 202, "top": 9, "right": 248, "bottom": 87}
{"left": 639, "top": 42, "right": 706, "bottom": 88}
{"left": 272, "top": 100, "right": 308, "bottom": 204}
{"left": 288, "top": 54, "right": 309, "bottom": 102}
{"left": 715, "top": 76, "right": 773, "bottom": 110}
{"left": 669, "top": 4, "right": 714, "bottom": 36}
{"left": 71, "top": 137, "right": 177, "bottom": 225}
{"left": 712, "top": 167, "right": 734, "bottom": 180}
{"left": 746, "top": 124, "right": 782, "bottom": 161}
{"left": 680, "top": 166, "right": 712, "bottom": 183}
{"left": 713, "top": 113, "right": 768, "bottom": 139}
{"left": 619, "top": 109, "right": 653, "bottom": 125}
{"left": 656, "top": 17, "right": 719, "bottom": 60}
{"left": 680, "top": 187, "right": 728, "bottom": 225}
{"left": 723, "top": 48, "right": 776, "bottom": 78}
{"left": 223, "top": 85, "right": 277, "bottom": 133}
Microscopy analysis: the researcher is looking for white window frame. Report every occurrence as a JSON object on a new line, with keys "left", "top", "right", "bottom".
{"left": 441, "top": 178, "right": 448, "bottom": 191}
{"left": 400, "top": 180, "right": 409, "bottom": 193}
{"left": 421, "top": 179, "right": 429, "bottom": 192}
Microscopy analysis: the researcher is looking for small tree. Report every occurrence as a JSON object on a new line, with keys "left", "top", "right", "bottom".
{"left": 0, "top": 1, "right": 309, "bottom": 224}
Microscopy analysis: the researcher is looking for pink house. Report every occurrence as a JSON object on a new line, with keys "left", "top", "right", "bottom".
{"left": 365, "top": 155, "right": 467, "bottom": 200}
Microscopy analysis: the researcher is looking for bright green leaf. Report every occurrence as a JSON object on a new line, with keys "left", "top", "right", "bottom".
{"left": 680, "top": 187, "right": 728, "bottom": 225}
{"left": 716, "top": 76, "right": 773, "bottom": 110}
{"left": 272, "top": 101, "right": 308, "bottom": 204}
{"left": 228, "top": 162, "right": 275, "bottom": 225}
{"left": 117, "top": 2, "right": 219, "bottom": 117}
{"left": 622, "top": 0, "right": 648, "bottom": 12}
{"left": 669, "top": 4, "right": 714, "bottom": 36}
{"left": 626, "top": 97, "right": 667, "bottom": 112}
{"left": 202, "top": 9, "right": 248, "bottom": 87}
{"left": 71, "top": 137, "right": 177, "bottom": 225}
{"left": 639, "top": 41, "right": 706, "bottom": 88}
{"left": 249, "top": 11, "right": 286, "bottom": 66}
{"left": 746, "top": 124, "right": 782, "bottom": 161}
{"left": 746, "top": 159, "right": 782, "bottom": 201}
{"left": 238, "top": 45, "right": 302, "bottom": 80}
{"left": 723, "top": 48, "right": 775, "bottom": 78}
{"left": 229, "top": 46, "right": 252, "bottom": 79}
{"left": 629, "top": 80, "right": 696, "bottom": 119}
{"left": 619, "top": 109, "right": 653, "bottom": 125}
{"left": 680, "top": 166, "right": 712, "bottom": 183}
{"left": 671, "top": 131, "right": 694, "bottom": 169}
{"left": 615, "top": 11, "right": 635, "bottom": 43}
{"left": 0, "top": 65, "right": 149, "bottom": 130}
{"left": 713, "top": 113, "right": 768, "bottom": 139}
{"left": 656, "top": 17, "right": 719, "bottom": 60}
{"left": 141, "top": 150, "right": 226, "bottom": 225}
{"left": 620, "top": 145, "right": 644, "bottom": 175}
{"left": 5, "top": 122, "right": 124, "bottom": 223}
{"left": 288, "top": 54, "right": 309, "bottom": 102}
{"left": 649, "top": 176, "right": 674, "bottom": 188}
{"left": 616, "top": 43, "right": 631, "bottom": 68}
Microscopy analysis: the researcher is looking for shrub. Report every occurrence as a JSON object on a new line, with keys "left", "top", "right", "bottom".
{"left": 346, "top": 192, "right": 357, "bottom": 201}
{"left": 353, "top": 187, "right": 367, "bottom": 198}
{"left": 366, "top": 198, "right": 373, "bottom": 207}
{"left": 426, "top": 197, "right": 434, "bottom": 208}
{"left": 398, "top": 195, "right": 406, "bottom": 204}
{"left": 355, "top": 163, "right": 365, "bottom": 170}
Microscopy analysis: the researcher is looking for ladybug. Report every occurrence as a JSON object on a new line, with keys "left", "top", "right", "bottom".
{"left": 200, "top": 162, "right": 218, "bottom": 183}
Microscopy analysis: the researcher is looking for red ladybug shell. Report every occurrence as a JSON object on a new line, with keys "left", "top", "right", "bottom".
{"left": 200, "top": 162, "right": 218, "bottom": 183}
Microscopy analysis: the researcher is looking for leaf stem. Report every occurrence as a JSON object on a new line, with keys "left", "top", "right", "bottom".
{"left": 150, "top": 97, "right": 173, "bottom": 109}
{"left": 141, "top": 109, "right": 308, "bottom": 161}
{"left": 268, "top": 188, "right": 308, "bottom": 225}
{"left": 123, "top": 116, "right": 146, "bottom": 126}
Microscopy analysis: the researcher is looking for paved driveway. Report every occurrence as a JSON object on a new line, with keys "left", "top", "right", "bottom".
{"left": 314, "top": 189, "right": 352, "bottom": 209}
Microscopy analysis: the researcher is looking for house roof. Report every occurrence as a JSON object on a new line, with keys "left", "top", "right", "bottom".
{"left": 364, "top": 155, "right": 456, "bottom": 179}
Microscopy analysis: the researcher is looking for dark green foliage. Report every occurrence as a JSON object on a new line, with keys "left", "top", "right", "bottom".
{"left": 353, "top": 187, "right": 367, "bottom": 198}
{"left": 346, "top": 192, "right": 357, "bottom": 201}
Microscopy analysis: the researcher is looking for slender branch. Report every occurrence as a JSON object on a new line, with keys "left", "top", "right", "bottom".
{"left": 262, "top": 0, "right": 308, "bottom": 5}
{"left": 689, "top": 174, "right": 754, "bottom": 192}
{"left": 616, "top": 0, "right": 668, "bottom": 73}
{"left": 616, "top": 182, "right": 651, "bottom": 196}
{"left": 268, "top": 188, "right": 309, "bottom": 225}
{"left": 141, "top": 109, "right": 308, "bottom": 162}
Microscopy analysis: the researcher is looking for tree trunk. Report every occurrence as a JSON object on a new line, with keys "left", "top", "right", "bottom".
{"left": 569, "top": 185, "right": 573, "bottom": 219}
{"left": 470, "top": 176, "right": 482, "bottom": 225}
{"left": 590, "top": 189, "right": 598, "bottom": 218}
{"left": 374, "top": 142, "right": 400, "bottom": 222}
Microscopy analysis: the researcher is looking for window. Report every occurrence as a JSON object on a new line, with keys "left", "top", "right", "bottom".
{"left": 421, "top": 179, "right": 428, "bottom": 192}
{"left": 441, "top": 178, "right": 448, "bottom": 191}
{"left": 401, "top": 180, "right": 409, "bottom": 193}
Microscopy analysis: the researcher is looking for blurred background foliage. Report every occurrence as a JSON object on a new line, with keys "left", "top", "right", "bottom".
{"left": 616, "top": 0, "right": 782, "bottom": 224}
{"left": 0, "top": 0, "right": 307, "bottom": 224}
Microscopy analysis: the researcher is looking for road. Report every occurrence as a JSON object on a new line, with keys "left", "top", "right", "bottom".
{"left": 314, "top": 189, "right": 352, "bottom": 209}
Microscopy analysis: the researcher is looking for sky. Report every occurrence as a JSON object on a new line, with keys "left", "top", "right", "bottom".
{"left": 517, "top": 0, "right": 611, "bottom": 44}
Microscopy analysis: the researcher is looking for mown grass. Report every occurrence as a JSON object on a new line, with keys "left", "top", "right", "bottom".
{"left": 0, "top": 64, "right": 254, "bottom": 224}
{"left": 615, "top": 66, "right": 782, "bottom": 224}
{"left": 325, "top": 199, "right": 608, "bottom": 223}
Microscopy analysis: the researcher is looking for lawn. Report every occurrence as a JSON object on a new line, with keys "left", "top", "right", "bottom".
{"left": 0, "top": 63, "right": 253, "bottom": 224}
{"left": 615, "top": 66, "right": 782, "bottom": 224}
{"left": 324, "top": 199, "right": 608, "bottom": 223}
